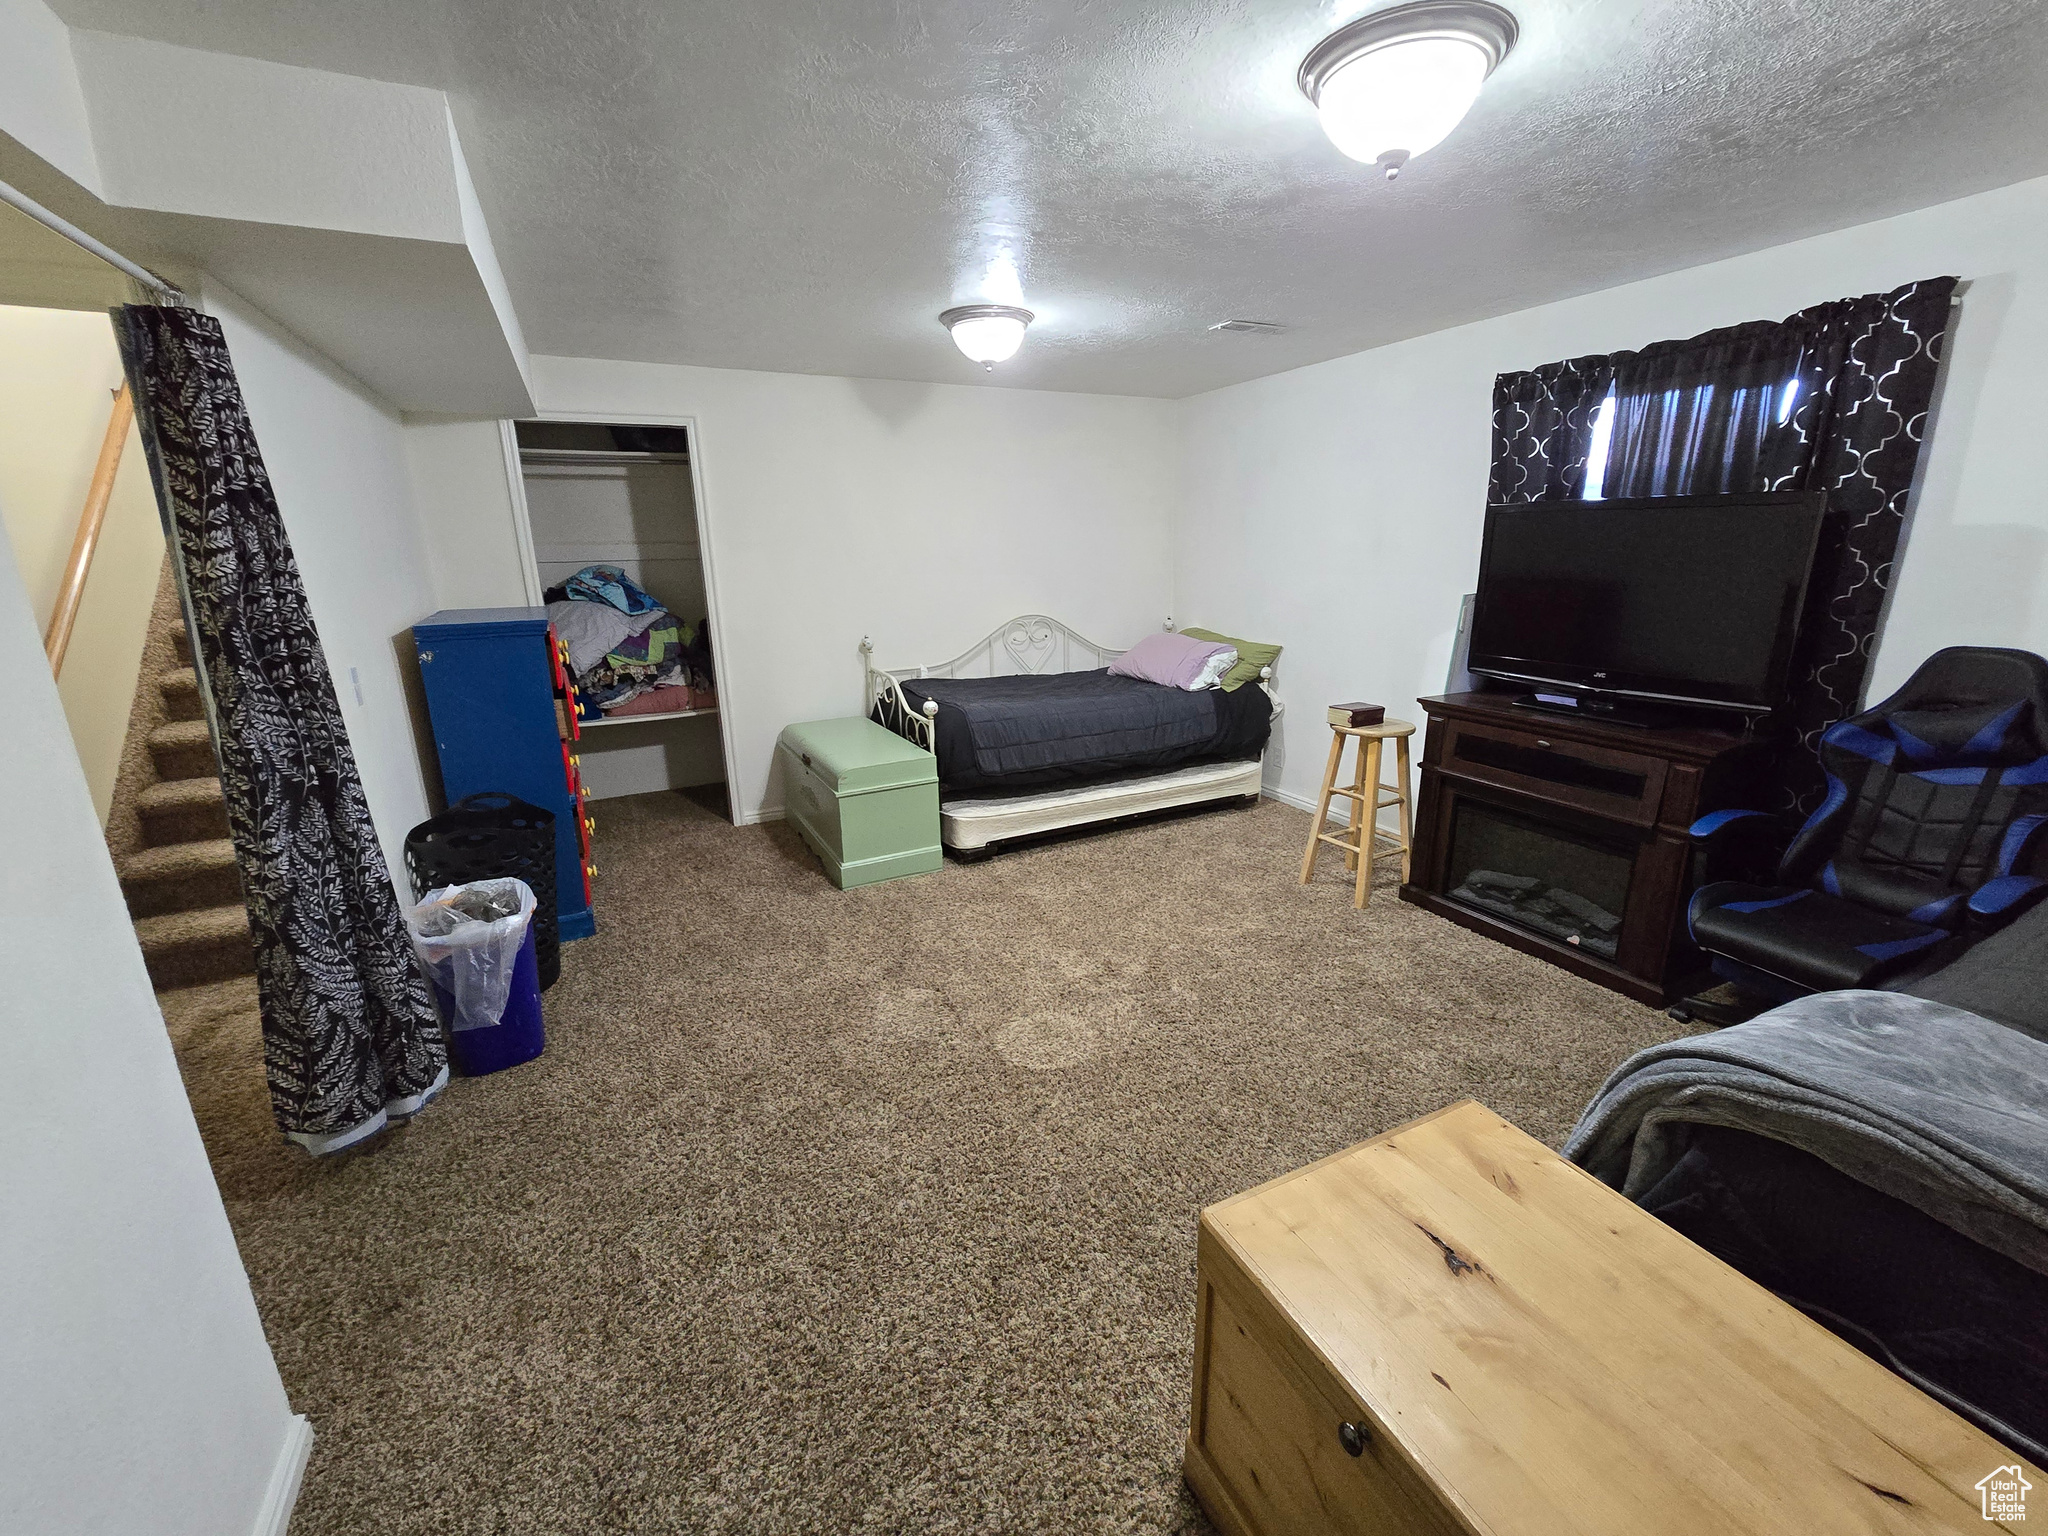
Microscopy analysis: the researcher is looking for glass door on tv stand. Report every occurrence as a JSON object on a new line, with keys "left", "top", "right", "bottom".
{"left": 1442, "top": 798, "right": 1635, "bottom": 961}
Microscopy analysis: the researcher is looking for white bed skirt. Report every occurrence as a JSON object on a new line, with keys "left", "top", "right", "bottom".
{"left": 939, "top": 756, "right": 1265, "bottom": 851}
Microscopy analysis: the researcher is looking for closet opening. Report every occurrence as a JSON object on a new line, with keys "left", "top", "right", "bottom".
{"left": 509, "top": 417, "right": 736, "bottom": 822}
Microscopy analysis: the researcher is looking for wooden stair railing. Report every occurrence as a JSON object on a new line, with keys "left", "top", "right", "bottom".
{"left": 44, "top": 381, "right": 135, "bottom": 678}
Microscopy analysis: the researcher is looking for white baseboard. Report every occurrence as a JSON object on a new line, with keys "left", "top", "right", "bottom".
{"left": 743, "top": 804, "right": 786, "bottom": 826}
{"left": 1264, "top": 784, "right": 1397, "bottom": 830}
{"left": 1263, "top": 784, "right": 1319, "bottom": 815}
{"left": 253, "top": 1415, "right": 313, "bottom": 1536}
{"left": 1253, "top": 794, "right": 1368, "bottom": 831}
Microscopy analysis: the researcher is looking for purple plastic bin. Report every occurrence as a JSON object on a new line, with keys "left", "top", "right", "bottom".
{"left": 435, "top": 922, "right": 545, "bottom": 1076}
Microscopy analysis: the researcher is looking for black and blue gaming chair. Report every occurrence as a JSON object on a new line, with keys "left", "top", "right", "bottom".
{"left": 1687, "top": 646, "right": 2048, "bottom": 999}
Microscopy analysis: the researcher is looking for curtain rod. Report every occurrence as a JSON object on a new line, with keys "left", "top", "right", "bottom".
{"left": 0, "top": 177, "right": 186, "bottom": 302}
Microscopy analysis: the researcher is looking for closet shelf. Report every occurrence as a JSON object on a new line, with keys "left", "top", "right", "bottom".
{"left": 520, "top": 447, "right": 690, "bottom": 467}
{"left": 578, "top": 705, "right": 720, "bottom": 729}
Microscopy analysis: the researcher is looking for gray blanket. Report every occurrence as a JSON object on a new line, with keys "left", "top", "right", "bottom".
{"left": 1565, "top": 989, "right": 2048, "bottom": 1276}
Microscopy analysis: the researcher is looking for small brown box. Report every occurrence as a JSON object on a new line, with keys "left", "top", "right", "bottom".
{"left": 1327, "top": 701, "right": 1385, "bottom": 729}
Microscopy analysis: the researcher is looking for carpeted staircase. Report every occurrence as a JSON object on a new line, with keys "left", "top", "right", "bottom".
{"left": 105, "top": 565, "right": 255, "bottom": 991}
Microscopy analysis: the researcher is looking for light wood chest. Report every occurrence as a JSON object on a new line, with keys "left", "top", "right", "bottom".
{"left": 1185, "top": 1100, "right": 2038, "bottom": 1536}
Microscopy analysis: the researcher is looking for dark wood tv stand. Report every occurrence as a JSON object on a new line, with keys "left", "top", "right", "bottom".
{"left": 1399, "top": 691, "right": 1776, "bottom": 1005}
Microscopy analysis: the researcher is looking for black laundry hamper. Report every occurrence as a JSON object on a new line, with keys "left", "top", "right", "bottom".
{"left": 404, "top": 793, "right": 562, "bottom": 990}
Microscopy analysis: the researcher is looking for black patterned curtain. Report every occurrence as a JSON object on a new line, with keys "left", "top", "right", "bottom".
{"left": 1603, "top": 278, "right": 1959, "bottom": 809}
{"left": 112, "top": 304, "right": 447, "bottom": 1154}
{"left": 1601, "top": 326, "right": 1801, "bottom": 500}
{"left": 1488, "top": 354, "right": 1617, "bottom": 503}
{"left": 1488, "top": 277, "right": 1959, "bottom": 811}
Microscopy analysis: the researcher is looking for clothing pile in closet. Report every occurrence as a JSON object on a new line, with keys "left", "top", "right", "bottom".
{"left": 544, "top": 565, "right": 716, "bottom": 720}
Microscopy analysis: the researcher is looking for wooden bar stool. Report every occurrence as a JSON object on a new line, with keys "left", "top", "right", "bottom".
{"left": 1299, "top": 718, "right": 1415, "bottom": 909}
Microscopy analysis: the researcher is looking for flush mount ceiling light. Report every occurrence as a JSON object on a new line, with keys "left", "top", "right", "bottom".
{"left": 1298, "top": 0, "right": 1518, "bottom": 181}
{"left": 940, "top": 304, "right": 1035, "bottom": 369}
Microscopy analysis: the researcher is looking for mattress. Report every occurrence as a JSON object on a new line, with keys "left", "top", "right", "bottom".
{"left": 884, "top": 669, "right": 1272, "bottom": 795}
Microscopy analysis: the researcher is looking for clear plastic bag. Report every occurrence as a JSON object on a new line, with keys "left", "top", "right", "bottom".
{"left": 405, "top": 878, "right": 537, "bottom": 1031}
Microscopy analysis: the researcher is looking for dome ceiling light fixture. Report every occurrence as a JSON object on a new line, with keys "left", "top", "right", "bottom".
{"left": 940, "top": 303, "right": 1035, "bottom": 369}
{"left": 1298, "top": 0, "right": 1519, "bottom": 181}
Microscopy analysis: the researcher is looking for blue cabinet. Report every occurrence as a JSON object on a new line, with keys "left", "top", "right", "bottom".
{"left": 412, "top": 608, "right": 595, "bottom": 940}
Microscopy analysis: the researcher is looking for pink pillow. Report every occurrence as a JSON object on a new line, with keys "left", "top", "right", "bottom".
{"left": 1107, "top": 632, "right": 1238, "bottom": 690}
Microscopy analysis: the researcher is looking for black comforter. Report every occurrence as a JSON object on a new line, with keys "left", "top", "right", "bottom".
{"left": 884, "top": 670, "right": 1272, "bottom": 795}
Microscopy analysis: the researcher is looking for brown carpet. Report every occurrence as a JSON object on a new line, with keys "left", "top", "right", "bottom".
{"left": 163, "top": 790, "right": 1688, "bottom": 1535}
{"left": 107, "top": 560, "right": 254, "bottom": 989}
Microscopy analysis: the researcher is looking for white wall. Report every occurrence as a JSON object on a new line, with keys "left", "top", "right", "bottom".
{"left": 207, "top": 279, "right": 441, "bottom": 876}
{"left": 1175, "top": 175, "right": 2048, "bottom": 815}
{"left": 0, "top": 514, "right": 303, "bottom": 1536}
{"left": 0, "top": 0, "right": 99, "bottom": 190}
{"left": 72, "top": 30, "right": 462, "bottom": 241}
{"left": 0, "top": 304, "right": 163, "bottom": 822}
{"left": 408, "top": 359, "right": 1180, "bottom": 821}
{"left": 404, "top": 416, "right": 534, "bottom": 608}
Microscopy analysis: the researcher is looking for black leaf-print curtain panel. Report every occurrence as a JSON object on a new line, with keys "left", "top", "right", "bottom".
{"left": 1488, "top": 276, "right": 1959, "bottom": 812}
{"left": 113, "top": 304, "right": 447, "bottom": 1154}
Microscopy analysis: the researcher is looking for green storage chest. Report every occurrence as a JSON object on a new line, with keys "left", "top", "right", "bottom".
{"left": 777, "top": 717, "right": 942, "bottom": 889}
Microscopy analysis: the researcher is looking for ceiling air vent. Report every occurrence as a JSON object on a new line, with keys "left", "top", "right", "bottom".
{"left": 1210, "top": 319, "right": 1286, "bottom": 335}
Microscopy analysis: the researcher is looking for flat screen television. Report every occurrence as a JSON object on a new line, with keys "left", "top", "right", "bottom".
{"left": 1467, "top": 492, "right": 1827, "bottom": 716}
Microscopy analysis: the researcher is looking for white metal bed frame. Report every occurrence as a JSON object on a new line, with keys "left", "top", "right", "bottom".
{"left": 860, "top": 615, "right": 1278, "bottom": 853}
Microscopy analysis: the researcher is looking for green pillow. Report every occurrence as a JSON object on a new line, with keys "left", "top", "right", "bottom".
{"left": 1180, "top": 627, "right": 1281, "bottom": 692}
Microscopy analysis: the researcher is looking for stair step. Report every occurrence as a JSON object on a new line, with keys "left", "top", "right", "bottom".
{"left": 148, "top": 718, "right": 217, "bottom": 782}
{"left": 134, "top": 902, "right": 255, "bottom": 991}
{"left": 173, "top": 626, "right": 194, "bottom": 668}
{"left": 119, "top": 837, "right": 243, "bottom": 920}
{"left": 158, "top": 666, "right": 204, "bottom": 722}
{"left": 136, "top": 776, "right": 229, "bottom": 846}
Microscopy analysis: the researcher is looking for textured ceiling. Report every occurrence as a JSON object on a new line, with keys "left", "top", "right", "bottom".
{"left": 45, "top": 0, "right": 2048, "bottom": 398}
